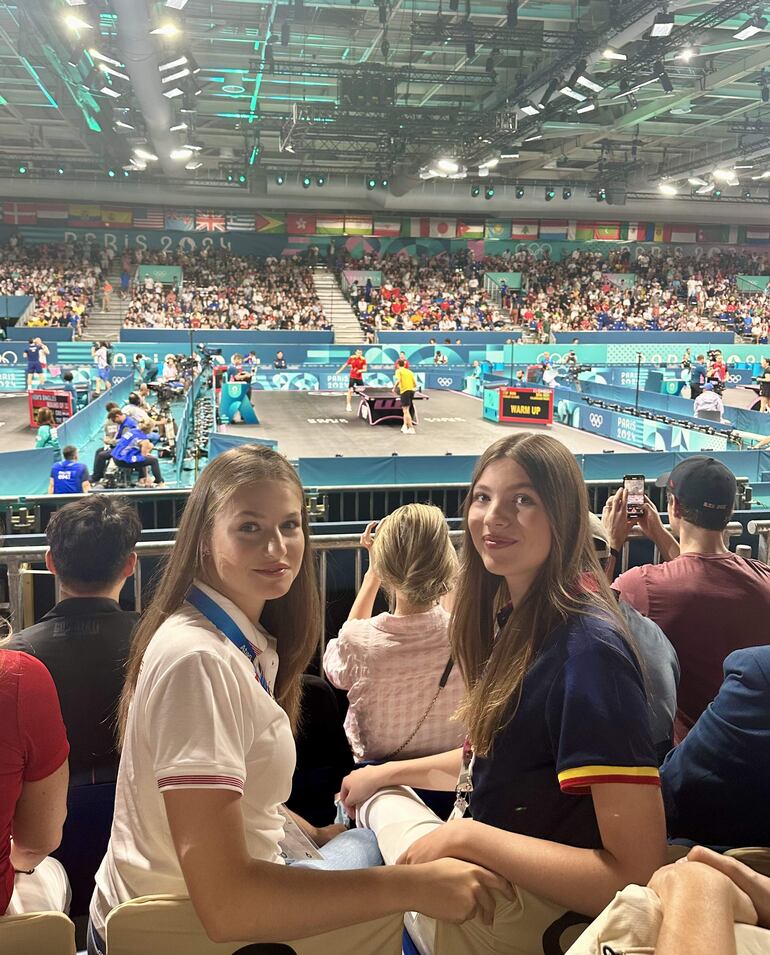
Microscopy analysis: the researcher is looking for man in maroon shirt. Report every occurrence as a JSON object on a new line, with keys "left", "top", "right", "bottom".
{"left": 603, "top": 457, "right": 770, "bottom": 740}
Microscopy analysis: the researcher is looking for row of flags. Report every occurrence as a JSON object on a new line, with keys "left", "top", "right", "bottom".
{"left": 2, "top": 201, "right": 769, "bottom": 245}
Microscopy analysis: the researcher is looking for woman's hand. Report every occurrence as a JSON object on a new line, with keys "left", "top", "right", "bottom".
{"left": 650, "top": 860, "right": 757, "bottom": 927}
{"left": 396, "top": 819, "right": 473, "bottom": 866}
{"left": 687, "top": 846, "right": 770, "bottom": 929}
{"left": 360, "top": 520, "right": 378, "bottom": 552}
{"left": 410, "top": 858, "right": 513, "bottom": 927}
{"left": 338, "top": 764, "right": 390, "bottom": 816}
{"left": 602, "top": 489, "right": 633, "bottom": 551}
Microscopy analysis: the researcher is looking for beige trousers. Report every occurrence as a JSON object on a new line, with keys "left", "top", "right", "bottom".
{"left": 5, "top": 857, "right": 71, "bottom": 916}
{"left": 359, "top": 786, "right": 591, "bottom": 955}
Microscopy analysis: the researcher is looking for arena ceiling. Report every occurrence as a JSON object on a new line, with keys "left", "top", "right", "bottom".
{"left": 1, "top": 0, "right": 770, "bottom": 205}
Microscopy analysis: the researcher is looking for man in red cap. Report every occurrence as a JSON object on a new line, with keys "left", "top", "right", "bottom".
{"left": 602, "top": 457, "right": 770, "bottom": 740}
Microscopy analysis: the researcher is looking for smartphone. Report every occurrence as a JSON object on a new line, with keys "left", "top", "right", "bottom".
{"left": 624, "top": 475, "right": 645, "bottom": 520}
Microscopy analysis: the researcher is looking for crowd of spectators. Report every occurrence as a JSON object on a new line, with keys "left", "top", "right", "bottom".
{"left": 122, "top": 249, "right": 330, "bottom": 332}
{"left": 0, "top": 237, "right": 100, "bottom": 334}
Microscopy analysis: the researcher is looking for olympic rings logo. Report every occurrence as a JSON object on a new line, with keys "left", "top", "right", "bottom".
{"left": 589, "top": 413, "right": 604, "bottom": 428}
{"left": 437, "top": 377, "right": 454, "bottom": 387}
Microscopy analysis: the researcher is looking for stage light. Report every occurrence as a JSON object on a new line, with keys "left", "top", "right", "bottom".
{"left": 238, "top": 173, "right": 246, "bottom": 183}
{"left": 688, "top": 177, "right": 708, "bottom": 186}
{"left": 658, "top": 182, "right": 677, "bottom": 196}
{"left": 471, "top": 184, "right": 481, "bottom": 197}
{"left": 520, "top": 101, "right": 541, "bottom": 116}
{"left": 151, "top": 20, "right": 181, "bottom": 37}
{"left": 366, "top": 177, "right": 377, "bottom": 190}
{"left": 576, "top": 99, "right": 596, "bottom": 113}
{"left": 650, "top": 12, "right": 674, "bottom": 37}
{"left": 107, "top": 168, "right": 116, "bottom": 178}
{"left": 18, "top": 165, "right": 27, "bottom": 174}
{"left": 734, "top": 14, "right": 767, "bottom": 40}
{"left": 713, "top": 168, "right": 733, "bottom": 181}
{"left": 123, "top": 170, "right": 130, "bottom": 177}
{"left": 302, "top": 175, "right": 312, "bottom": 188}
{"left": 134, "top": 147, "right": 159, "bottom": 161}
{"left": 170, "top": 148, "right": 193, "bottom": 160}
{"left": 159, "top": 55, "right": 188, "bottom": 72}
{"left": 185, "top": 160, "right": 203, "bottom": 170}
{"left": 226, "top": 173, "right": 234, "bottom": 182}
{"left": 562, "top": 186, "right": 572, "bottom": 199}
{"left": 743, "top": 189, "right": 752, "bottom": 198}
{"left": 515, "top": 186, "right": 525, "bottom": 198}
{"left": 713, "top": 189, "right": 722, "bottom": 199}
{"left": 597, "top": 187, "right": 606, "bottom": 202}
{"left": 603, "top": 48, "right": 626, "bottom": 60}
{"left": 485, "top": 186, "right": 495, "bottom": 199}
{"left": 381, "top": 177, "right": 389, "bottom": 188}
{"left": 545, "top": 186, "right": 555, "bottom": 201}
{"left": 316, "top": 175, "right": 326, "bottom": 186}
{"left": 276, "top": 173, "right": 285, "bottom": 185}
{"left": 561, "top": 87, "right": 587, "bottom": 102}
{"left": 64, "top": 13, "right": 92, "bottom": 30}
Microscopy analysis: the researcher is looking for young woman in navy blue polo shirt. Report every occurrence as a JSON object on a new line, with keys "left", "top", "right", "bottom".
{"left": 342, "top": 433, "right": 667, "bottom": 946}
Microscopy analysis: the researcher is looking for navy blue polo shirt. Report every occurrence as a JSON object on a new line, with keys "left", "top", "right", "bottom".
{"left": 51, "top": 460, "right": 89, "bottom": 494}
{"left": 471, "top": 612, "right": 659, "bottom": 850}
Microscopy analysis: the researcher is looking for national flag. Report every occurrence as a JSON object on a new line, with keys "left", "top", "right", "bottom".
{"left": 344, "top": 215, "right": 373, "bottom": 235}
{"left": 226, "top": 213, "right": 255, "bottom": 231}
{"left": 429, "top": 217, "right": 456, "bottom": 238}
{"left": 316, "top": 215, "right": 345, "bottom": 235}
{"left": 165, "top": 209, "right": 195, "bottom": 231}
{"left": 594, "top": 222, "right": 621, "bottom": 241}
{"left": 653, "top": 223, "right": 665, "bottom": 243}
{"left": 485, "top": 220, "right": 510, "bottom": 239}
{"left": 254, "top": 212, "right": 285, "bottom": 233}
{"left": 620, "top": 222, "right": 652, "bottom": 242}
{"left": 666, "top": 225, "right": 697, "bottom": 244}
{"left": 133, "top": 206, "right": 165, "bottom": 229}
{"left": 727, "top": 224, "right": 739, "bottom": 245}
{"left": 510, "top": 221, "right": 539, "bottom": 240}
{"left": 538, "top": 220, "right": 568, "bottom": 240}
{"left": 456, "top": 220, "right": 485, "bottom": 239}
{"left": 101, "top": 207, "right": 133, "bottom": 227}
{"left": 3, "top": 202, "right": 37, "bottom": 225}
{"left": 35, "top": 202, "right": 68, "bottom": 221}
{"left": 195, "top": 210, "right": 226, "bottom": 232}
{"left": 68, "top": 203, "right": 101, "bottom": 227}
{"left": 574, "top": 222, "right": 595, "bottom": 242}
{"left": 697, "top": 225, "right": 730, "bottom": 243}
{"left": 372, "top": 219, "right": 401, "bottom": 237}
{"left": 742, "top": 227, "right": 770, "bottom": 244}
{"left": 286, "top": 213, "right": 316, "bottom": 235}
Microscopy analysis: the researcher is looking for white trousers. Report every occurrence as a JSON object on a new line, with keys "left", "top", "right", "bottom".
{"left": 5, "top": 857, "right": 71, "bottom": 916}
{"left": 359, "top": 786, "right": 590, "bottom": 955}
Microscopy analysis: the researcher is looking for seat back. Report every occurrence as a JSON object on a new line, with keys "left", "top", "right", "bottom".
{"left": 0, "top": 910, "right": 76, "bottom": 955}
{"left": 105, "top": 895, "right": 403, "bottom": 955}
{"left": 725, "top": 846, "right": 770, "bottom": 878}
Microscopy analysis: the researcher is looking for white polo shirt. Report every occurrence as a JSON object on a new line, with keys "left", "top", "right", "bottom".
{"left": 90, "top": 580, "right": 295, "bottom": 934}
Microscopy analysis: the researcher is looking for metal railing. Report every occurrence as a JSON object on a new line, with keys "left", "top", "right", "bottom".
{"left": 747, "top": 520, "right": 770, "bottom": 564}
{"left": 0, "top": 522, "right": 747, "bottom": 641}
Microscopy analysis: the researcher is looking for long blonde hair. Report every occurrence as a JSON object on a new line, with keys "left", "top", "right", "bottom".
{"left": 452, "top": 433, "right": 627, "bottom": 756}
{"left": 117, "top": 444, "right": 321, "bottom": 743}
{"left": 371, "top": 503, "right": 458, "bottom": 609}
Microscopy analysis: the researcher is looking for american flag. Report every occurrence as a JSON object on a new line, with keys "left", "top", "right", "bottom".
{"left": 3, "top": 201, "right": 37, "bottom": 225}
{"left": 225, "top": 213, "right": 255, "bottom": 232}
{"left": 195, "top": 210, "right": 226, "bottom": 232}
{"left": 133, "top": 206, "right": 165, "bottom": 229}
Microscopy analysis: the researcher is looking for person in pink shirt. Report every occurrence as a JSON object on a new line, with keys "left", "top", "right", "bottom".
{"left": 324, "top": 504, "right": 464, "bottom": 765}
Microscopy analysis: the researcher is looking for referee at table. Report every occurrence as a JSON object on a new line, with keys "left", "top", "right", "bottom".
{"left": 394, "top": 359, "right": 417, "bottom": 434}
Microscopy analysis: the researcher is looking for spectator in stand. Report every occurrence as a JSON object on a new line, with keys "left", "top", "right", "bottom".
{"left": 102, "top": 280, "right": 113, "bottom": 312}
{"left": 273, "top": 350, "right": 287, "bottom": 369}
{"left": 324, "top": 508, "right": 463, "bottom": 765}
{"left": 0, "top": 648, "right": 70, "bottom": 916}
{"left": 433, "top": 350, "right": 448, "bottom": 365}
{"left": 659, "top": 646, "right": 770, "bottom": 848}
{"left": 34, "top": 407, "right": 59, "bottom": 450}
{"left": 603, "top": 457, "right": 770, "bottom": 740}
{"left": 49, "top": 446, "right": 91, "bottom": 495}
{"left": 693, "top": 382, "right": 725, "bottom": 420}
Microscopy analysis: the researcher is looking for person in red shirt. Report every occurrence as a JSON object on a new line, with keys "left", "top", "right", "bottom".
{"left": 603, "top": 457, "right": 770, "bottom": 741}
{"left": 392, "top": 351, "right": 409, "bottom": 372}
{"left": 0, "top": 650, "right": 69, "bottom": 915}
{"left": 336, "top": 349, "right": 367, "bottom": 412}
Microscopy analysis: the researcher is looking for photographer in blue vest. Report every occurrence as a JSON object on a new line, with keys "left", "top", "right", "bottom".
{"left": 92, "top": 408, "right": 137, "bottom": 485}
{"left": 49, "top": 446, "right": 91, "bottom": 495}
{"left": 111, "top": 419, "right": 165, "bottom": 488}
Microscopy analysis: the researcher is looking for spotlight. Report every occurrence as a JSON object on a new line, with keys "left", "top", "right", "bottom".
{"left": 603, "top": 48, "right": 627, "bottom": 60}
{"left": 238, "top": 173, "right": 246, "bottom": 183}
{"left": 485, "top": 186, "right": 495, "bottom": 199}
{"left": 545, "top": 186, "right": 555, "bottom": 201}
{"left": 597, "top": 187, "right": 606, "bottom": 202}
{"left": 658, "top": 182, "right": 677, "bottom": 196}
{"left": 316, "top": 175, "right": 326, "bottom": 186}
{"left": 381, "top": 177, "right": 389, "bottom": 188}
{"left": 276, "top": 173, "right": 285, "bottom": 185}
{"left": 515, "top": 185, "right": 525, "bottom": 198}
{"left": 366, "top": 177, "right": 377, "bottom": 190}
{"left": 302, "top": 175, "right": 312, "bottom": 188}
{"left": 437, "top": 157, "right": 459, "bottom": 173}
{"left": 64, "top": 13, "right": 93, "bottom": 30}
{"left": 650, "top": 12, "right": 674, "bottom": 37}
{"left": 743, "top": 189, "right": 752, "bottom": 198}
{"left": 471, "top": 184, "right": 481, "bottom": 197}
{"left": 520, "top": 101, "right": 542, "bottom": 116}
{"left": 18, "top": 165, "right": 27, "bottom": 174}
{"left": 57, "top": 166, "right": 64, "bottom": 175}
{"left": 734, "top": 14, "right": 767, "bottom": 40}
{"left": 713, "top": 189, "right": 722, "bottom": 199}
{"left": 576, "top": 99, "right": 596, "bottom": 113}
{"left": 107, "top": 168, "right": 116, "bottom": 178}
{"left": 562, "top": 186, "right": 572, "bottom": 199}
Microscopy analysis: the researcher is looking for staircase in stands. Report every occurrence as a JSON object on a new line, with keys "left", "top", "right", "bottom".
{"left": 311, "top": 265, "right": 362, "bottom": 344}
{"left": 81, "top": 264, "right": 125, "bottom": 343}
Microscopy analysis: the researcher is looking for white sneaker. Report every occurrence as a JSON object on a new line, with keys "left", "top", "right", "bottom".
{"left": 401, "top": 424, "right": 408, "bottom": 433}
{"left": 346, "top": 404, "right": 352, "bottom": 412}
{"left": 407, "top": 427, "right": 416, "bottom": 434}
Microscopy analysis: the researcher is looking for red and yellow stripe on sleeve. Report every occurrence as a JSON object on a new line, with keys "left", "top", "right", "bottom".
{"left": 558, "top": 765, "right": 660, "bottom": 795}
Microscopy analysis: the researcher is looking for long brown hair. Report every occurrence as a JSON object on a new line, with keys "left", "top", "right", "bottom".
{"left": 451, "top": 433, "right": 627, "bottom": 756}
{"left": 117, "top": 444, "right": 321, "bottom": 743}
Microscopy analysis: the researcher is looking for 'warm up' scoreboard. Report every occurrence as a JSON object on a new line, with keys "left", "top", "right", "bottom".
{"left": 498, "top": 386, "right": 554, "bottom": 425}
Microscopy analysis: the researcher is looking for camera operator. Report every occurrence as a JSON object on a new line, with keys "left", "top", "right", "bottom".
{"left": 133, "top": 354, "right": 158, "bottom": 384}
{"left": 111, "top": 419, "right": 165, "bottom": 488}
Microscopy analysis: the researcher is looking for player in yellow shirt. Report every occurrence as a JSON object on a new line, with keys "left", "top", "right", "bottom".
{"left": 394, "top": 359, "right": 417, "bottom": 434}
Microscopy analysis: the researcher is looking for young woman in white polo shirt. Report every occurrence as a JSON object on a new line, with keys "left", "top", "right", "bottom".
{"left": 87, "top": 445, "right": 506, "bottom": 954}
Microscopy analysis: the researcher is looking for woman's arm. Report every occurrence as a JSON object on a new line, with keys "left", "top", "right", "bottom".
{"left": 163, "top": 787, "right": 509, "bottom": 943}
{"left": 340, "top": 748, "right": 463, "bottom": 812}
{"left": 346, "top": 570, "right": 381, "bottom": 621}
{"left": 10, "top": 761, "right": 69, "bottom": 872}
{"left": 399, "top": 783, "right": 667, "bottom": 917}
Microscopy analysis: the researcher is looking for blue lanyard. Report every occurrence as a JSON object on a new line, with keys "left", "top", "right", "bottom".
{"left": 186, "top": 585, "right": 272, "bottom": 696}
